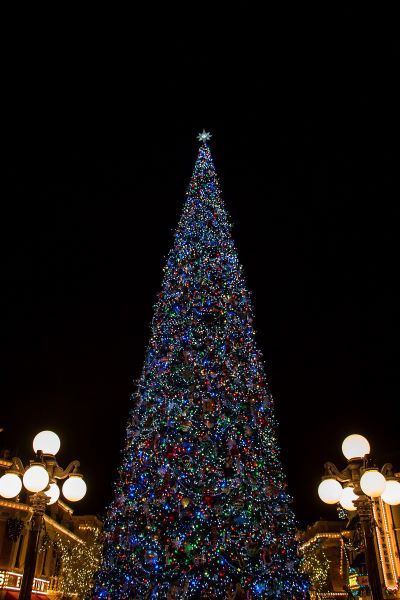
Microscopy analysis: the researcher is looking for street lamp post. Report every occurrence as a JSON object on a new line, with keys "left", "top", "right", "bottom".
{"left": 0, "top": 430, "right": 87, "bottom": 600}
{"left": 317, "top": 434, "right": 400, "bottom": 600}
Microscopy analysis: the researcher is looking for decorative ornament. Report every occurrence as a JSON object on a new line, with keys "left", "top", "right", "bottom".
{"left": 180, "top": 419, "right": 192, "bottom": 431}
{"left": 202, "top": 399, "right": 215, "bottom": 413}
{"left": 39, "top": 533, "right": 52, "bottom": 553}
{"left": 7, "top": 517, "right": 24, "bottom": 542}
{"left": 246, "top": 540, "right": 260, "bottom": 557}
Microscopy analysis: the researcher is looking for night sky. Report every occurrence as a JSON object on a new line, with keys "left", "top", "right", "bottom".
{"left": 2, "top": 14, "right": 399, "bottom": 528}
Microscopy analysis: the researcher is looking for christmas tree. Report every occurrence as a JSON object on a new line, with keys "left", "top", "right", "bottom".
{"left": 95, "top": 133, "right": 307, "bottom": 599}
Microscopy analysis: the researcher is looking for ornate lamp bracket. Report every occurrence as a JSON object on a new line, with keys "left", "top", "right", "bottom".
{"left": 10, "top": 457, "right": 25, "bottom": 474}
{"left": 381, "top": 462, "right": 394, "bottom": 478}
{"left": 323, "top": 461, "right": 350, "bottom": 483}
{"left": 53, "top": 460, "right": 81, "bottom": 480}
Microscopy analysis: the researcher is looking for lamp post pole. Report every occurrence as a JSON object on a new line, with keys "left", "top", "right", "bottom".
{"left": 317, "top": 434, "right": 400, "bottom": 600}
{"left": 0, "top": 430, "right": 87, "bottom": 600}
{"left": 18, "top": 492, "right": 48, "bottom": 600}
{"left": 346, "top": 456, "right": 383, "bottom": 600}
{"left": 356, "top": 496, "right": 383, "bottom": 600}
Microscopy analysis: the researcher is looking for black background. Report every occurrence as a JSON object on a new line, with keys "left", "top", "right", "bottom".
{"left": 1, "top": 9, "right": 399, "bottom": 527}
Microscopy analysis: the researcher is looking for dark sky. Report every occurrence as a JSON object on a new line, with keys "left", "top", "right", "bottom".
{"left": 2, "top": 12, "right": 399, "bottom": 527}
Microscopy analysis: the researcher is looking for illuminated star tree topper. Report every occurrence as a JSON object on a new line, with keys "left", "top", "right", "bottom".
{"left": 197, "top": 129, "right": 212, "bottom": 143}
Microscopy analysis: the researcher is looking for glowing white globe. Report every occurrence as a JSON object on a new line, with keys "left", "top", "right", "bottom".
{"left": 381, "top": 480, "right": 400, "bottom": 506}
{"left": 342, "top": 434, "right": 370, "bottom": 460}
{"left": 33, "top": 431, "right": 60, "bottom": 456}
{"left": 318, "top": 478, "right": 343, "bottom": 504}
{"left": 339, "top": 486, "right": 358, "bottom": 511}
{"left": 23, "top": 464, "right": 49, "bottom": 493}
{"left": 360, "top": 469, "right": 386, "bottom": 498}
{"left": 62, "top": 476, "right": 87, "bottom": 502}
{"left": 0, "top": 472, "right": 23, "bottom": 498}
{"left": 44, "top": 482, "right": 60, "bottom": 505}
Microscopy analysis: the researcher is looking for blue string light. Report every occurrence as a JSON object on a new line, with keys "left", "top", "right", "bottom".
{"left": 94, "top": 139, "right": 308, "bottom": 598}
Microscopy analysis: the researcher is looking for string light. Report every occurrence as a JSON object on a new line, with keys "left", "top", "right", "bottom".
{"left": 95, "top": 140, "right": 308, "bottom": 598}
{"left": 299, "top": 532, "right": 350, "bottom": 592}
{"left": 54, "top": 528, "right": 102, "bottom": 597}
{"left": 372, "top": 498, "right": 400, "bottom": 592}
{"left": 299, "top": 538, "right": 330, "bottom": 593}
{"left": 312, "top": 594, "right": 348, "bottom": 597}
{"left": 299, "top": 532, "right": 346, "bottom": 550}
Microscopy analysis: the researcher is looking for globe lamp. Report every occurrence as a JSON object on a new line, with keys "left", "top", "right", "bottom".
{"left": 339, "top": 486, "right": 358, "bottom": 511}
{"left": 62, "top": 475, "right": 87, "bottom": 502}
{"left": 44, "top": 482, "right": 60, "bottom": 505}
{"left": 33, "top": 431, "right": 60, "bottom": 456}
{"left": 0, "top": 472, "right": 23, "bottom": 498}
{"left": 342, "top": 434, "right": 370, "bottom": 460}
{"left": 318, "top": 478, "right": 342, "bottom": 504}
{"left": 23, "top": 464, "right": 49, "bottom": 493}
{"left": 381, "top": 479, "right": 400, "bottom": 506}
{"left": 360, "top": 469, "right": 386, "bottom": 498}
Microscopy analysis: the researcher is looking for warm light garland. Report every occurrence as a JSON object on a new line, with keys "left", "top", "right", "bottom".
{"left": 313, "top": 594, "right": 348, "bottom": 598}
{"left": 0, "top": 499, "right": 31, "bottom": 512}
{"left": 299, "top": 533, "right": 345, "bottom": 550}
{"left": 299, "top": 530, "right": 347, "bottom": 576}
{"left": 54, "top": 528, "right": 102, "bottom": 597}
{"left": 372, "top": 497, "right": 400, "bottom": 592}
{"left": 299, "top": 538, "right": 330, "bottom": 593}
{"left": 94, "top": 141, "right": 308, "bottom": 598}
{"left": 339, "top": 538, "right": 347, "bottom": 577}
{"left": 43, "top": 515, "right": 84, "bottom": 544}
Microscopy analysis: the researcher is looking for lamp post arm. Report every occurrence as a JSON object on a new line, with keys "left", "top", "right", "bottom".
{"left": 10, "top": 457, "right": 25, "bottom": 474}
{"left": 323, "top": 461, "right": 350, "bottom": 483}
{"left": 381, "top": 463, "right": 394, "bottom": 478}
{"left": 53, "top": 460, "right": 81, "bottom": 480}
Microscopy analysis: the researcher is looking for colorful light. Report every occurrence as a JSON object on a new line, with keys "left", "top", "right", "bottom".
{"left": 95, "top": 140, "right": 307, "bottom": 598}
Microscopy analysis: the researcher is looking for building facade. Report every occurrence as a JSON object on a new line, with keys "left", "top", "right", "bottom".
{"left": 0, "top": 457, "right": 102, "bottom": 599}
{"left": 299, "top": 504, "right": 400, "bottom": 600}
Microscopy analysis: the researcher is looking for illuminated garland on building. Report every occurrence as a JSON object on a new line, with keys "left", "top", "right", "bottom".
{"left": 372, "top": 497, "right": 400, "bottom": 592}
{"left": 299, "top": 532, "right": 348, "bottom": 579}
{"left": 54, "top": 528, "right": 102, "bottom": 598}
{"left": 299, "top": 538, "right": 330, "bottom": 593}
{"left": 95, "top": 141, "right": 308, "bottom": 598}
